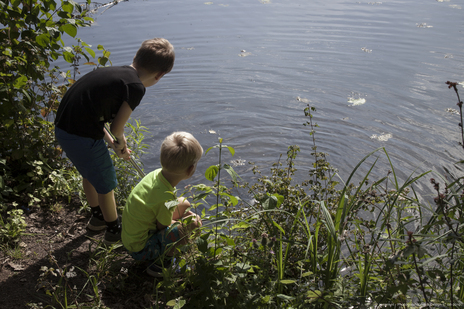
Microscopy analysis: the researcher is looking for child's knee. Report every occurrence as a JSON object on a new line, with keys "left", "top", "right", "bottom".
{"left": 177, "top": 197, "right": 190, "bottom": 207}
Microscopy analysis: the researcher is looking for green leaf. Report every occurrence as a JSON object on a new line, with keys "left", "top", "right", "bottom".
{"left": 225, "top": 145, "right": 235, "bottom": 156}
{"left": 417, "top": 245, "right": 428, "bottom": 259}
{"left": 196, "top": 234, "right": 209, "bottom": 253}
{"left": 165, "top": 200, "right": 179, "bottom": 210}
{"left": 320, "top": 201, "right": 337, "bottom": 241}
{"left": 61, "top": 24, "right": 77, "bottom": 37}
{"left": 231, "top": 221, "right": 251, "bottom": 230}
{"left": 2, "top": 47, "right": 12, "bottom": 56}
{"left": 262, "top": 193, "right": 283, "bottom": 210}
{"left": 62, "top": 1, "right": 74, "bottom": 13}
{"left": 306, "top": 290, "right": 322, "bottom": 300}
{"left": 63, "top": 51, "right": 74, "bottom": 63}
{"left": 236, "top": 263, "right": 251, "bottom": 270}
{"left": 208, "top": 203, "right": 222, "bottom": 212}
{"left": 36, "top": 33, "right": 50, "bottom": 47}
{"left": 11, "top": 0, "right": 21, "bottom": 7}
{"left": 219, "top": 192, "right": 238, "bottom": 206}
{"left": 276, "top": 294, "right": 295, "bottom": 301}
{"left": 302, "top": 271, "right": 313, "bottom": 277}
{"left": 273, "top": 193, "right": 284, "bottom": 207}
{"left": 13, "top": 76, "right": 28, "bottom": 88}
{"left": 204, "top": 145, "right": 218, "bottom": 155}
{"left": 223, "top": 164, "right": 239, "bottom": 183}
{"left": 98, "top": 56, "right": 108, "bottom": 66}
{"left": 85, "top": 47, "right": 95, "bottom": 58}
{"left": 272, "top": 220, "right": 285, "bottom": 234}
{"left": 205, "top": 165, "right": 219, "bottom": 181}
{"left": 401, "top": 244, "right": 416, "bottom": 258}
{"left": 3, "top": 119, "right": 13, "bottom": 128}
{"left": 279, "top": 279, "right": 296, "bottom": 284}
{"left": 174, "top": 299, "right": 186, "bottom": 309}
{"left": 46, "top": 26, "right": 60, "bottom": 39}
{"left": 193, "top": 192, "right": 210, "bottom": 201}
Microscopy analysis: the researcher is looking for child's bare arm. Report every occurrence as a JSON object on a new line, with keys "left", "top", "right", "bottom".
{"left": 171, "top": 197, "right": 192, "bottom": 220}
{"left": 111, "top": 101, "right": 132, "bottom": 142}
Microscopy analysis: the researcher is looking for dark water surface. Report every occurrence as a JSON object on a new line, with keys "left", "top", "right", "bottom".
{"left": 67, "top": 0, "right": 464, "bottom": 192}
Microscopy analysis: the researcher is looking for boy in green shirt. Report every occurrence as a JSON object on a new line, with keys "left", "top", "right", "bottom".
{"left": 122, "top": 132, "right": 203, "bottom": 277}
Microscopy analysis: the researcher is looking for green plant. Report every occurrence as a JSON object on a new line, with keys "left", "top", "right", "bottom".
{"left": 107, "top": 118, "right": 149, "bottom": 209}
{"left": 0, "top": 0, "right": 112, "bottom": 210}
{"left": 0, "top": 208, "right": 27, "bottom": 245}
{"left": 35, "top": 250, "right": 114, "bottom": 309}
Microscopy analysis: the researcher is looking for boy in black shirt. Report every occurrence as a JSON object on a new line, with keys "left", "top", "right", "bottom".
{"left": 55, "top": 38, "right": 175, "bottom": 244}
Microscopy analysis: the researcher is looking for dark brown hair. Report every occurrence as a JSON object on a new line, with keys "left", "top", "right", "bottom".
{"left": 133, "top": 38, "right": 175, "bottom": 74}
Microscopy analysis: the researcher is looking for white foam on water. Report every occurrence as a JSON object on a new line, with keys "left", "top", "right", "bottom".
{"left": 348, "top": 98, "right": 366, "bottom": 105}
{"left": 296, "top": 96, "right": 311, "bottom": 103}
{"left": 445, "top": 108, "right": 459, "bottom": 115}
{"left": 370, "top": 133, "right": 392, "bottom": 141}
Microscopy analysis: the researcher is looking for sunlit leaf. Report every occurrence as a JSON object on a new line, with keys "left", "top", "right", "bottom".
{"left": 13, "top": 76, "right": 27, "bottom": 88}
{"left": 277, "top": 294, "right": 295, "bottom": 301}
{"left": 205, "top": 165, "right": 219, "bottom": 181}
{"left": 61, "top": 24, "right": 77, "bottom": 37}
{"left": 272, "top": 220, "right": 285, "bottom": 234}
{"left": 36, "top": 33, "right": 50, "bottom": 47}
{"left": 63, "top": 51, "right": 74, "bottom": 63}
{"left": 231, "top": 221, "right": 251, "bottom": 230}
{"left": 165, "top": 199, "right": 179, "bottom": 210}
{"left": 62, "top": 1, "right": 74, "bottom": 13}
{"left": 85, "top": 47, "right": 95, "bottom": 58}
{"left": 223, "top": 164, "right": 239, "bottom": 183}
{"left": 219, "top": 191, "right": 238, "bottom": 206}
{"left": 98, "top": 56, "right": 108, "bottom": 66}
{"left": 204, "top": 145, "right": 218, "bottom": 155}
{"left": 225, "top": 145, "right": 235, "bottom": 156}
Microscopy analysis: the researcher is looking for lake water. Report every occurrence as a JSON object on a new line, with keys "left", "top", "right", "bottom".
{"left": 64, "top": 0, "right": 464, "bottom": 194}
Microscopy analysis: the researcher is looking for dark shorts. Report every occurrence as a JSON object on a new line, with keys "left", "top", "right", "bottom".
{"left": 55, "top": 127, "right": 117, "bottom": 194}
{"left": 130, "top": 225, "right": 181, "bottom": 261}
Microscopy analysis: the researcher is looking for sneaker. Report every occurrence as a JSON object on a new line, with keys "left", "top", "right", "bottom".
{"left": 146, "top": 259, "right": 172, "bottom": 277}
{"left": 102, "top": 229, "right": 121, "bottom": 245}
{"left": 87, "top": 215, "right": 107, "bottom": 231}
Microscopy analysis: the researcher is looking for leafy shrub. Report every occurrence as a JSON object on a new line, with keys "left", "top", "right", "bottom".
{"left": 109, "top": 119, "right": 149, "bottom": 209}
{"left": 0, "top": 0, "right": 105, "bottom": 208}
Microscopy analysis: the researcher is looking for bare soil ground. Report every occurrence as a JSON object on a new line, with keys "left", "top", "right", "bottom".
{"left": 0, "top": 199, "right": 159, "bottom": 309}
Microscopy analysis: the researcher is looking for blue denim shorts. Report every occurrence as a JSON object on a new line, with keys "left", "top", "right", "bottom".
{"left": 130, "top": 225, "right": 181, "bottom": 261}
{"left": 55, "top": 127, "right": 117, "bottom": 194}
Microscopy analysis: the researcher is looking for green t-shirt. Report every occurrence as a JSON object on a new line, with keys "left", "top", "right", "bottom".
{"left": 122, "top": 168, "right": 176, "bottom": 252}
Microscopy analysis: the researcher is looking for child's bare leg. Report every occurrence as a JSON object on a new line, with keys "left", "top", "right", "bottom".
{"left": 98, "top": 191, "right": 118, "bottom": 222}
{"left": 83, "top": 178, "right": 99, "bottom": 206}
{"left": 83, "top": 178, "right": 118, "bottom": 222}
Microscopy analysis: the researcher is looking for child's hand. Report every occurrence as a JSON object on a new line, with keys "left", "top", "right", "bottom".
{"left": 116, "top": 146, "right": 132, "bottom": 161}
{"left": 112, "top": 135, "right": 127, "bottom": 151}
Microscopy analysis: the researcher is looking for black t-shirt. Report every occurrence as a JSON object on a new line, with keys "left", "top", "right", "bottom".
{"left": 55, "top": 66, "right": 146, "bottom": 139}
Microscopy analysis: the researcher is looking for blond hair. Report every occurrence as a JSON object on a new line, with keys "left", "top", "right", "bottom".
{"left": 160, "top": 132, "right": 203, "bottom": 173}
{"left": 133, "top": 38, "right": 175, "bottom": 74}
